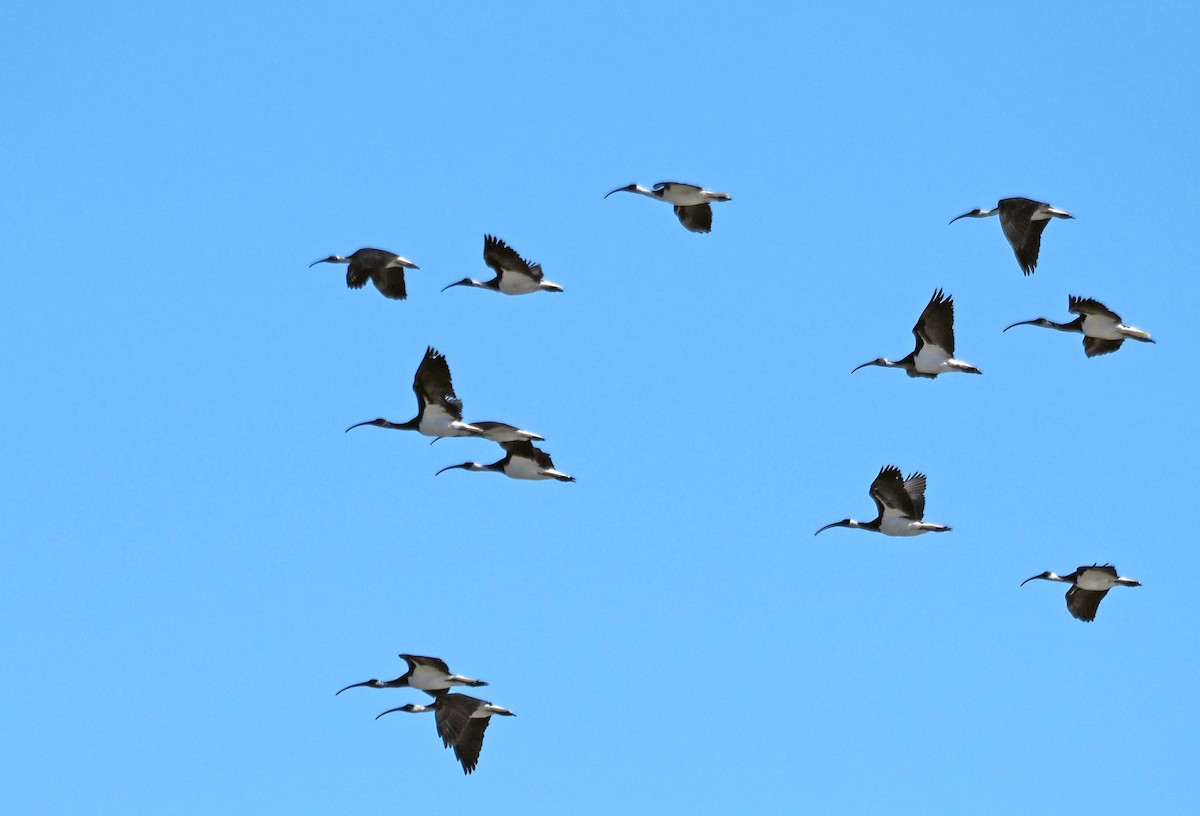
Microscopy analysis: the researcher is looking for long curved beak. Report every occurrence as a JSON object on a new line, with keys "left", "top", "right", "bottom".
{"left": 435, "top": 463, "right": 469, "bottom": 476}
{"left": 441, "top": 281, "right": 466, "bottom": 292}
{"left": 335, "top": 680, "right": 371, "bottom": 695}
{"left": 814, "top": 521, "right": 843, "bottom": 536}
{"left": 309, "top": 258, "right": 330, "bottom": 268}
{"left": 604, "top": 184, "right": 634, "bottom": 198}
{"left": 1019, "top": 575, "right": 1040, "bottom": 586}
{"left": 1002, "top": 320, "right": 1037, "bottom": 332}
{"left": 850, "top": 361, "right": 876, "bottom": 374}
{"left": 948, "top": 211, "right": 974, "bottom": 225}
{"left": 345, "top": 419, "right": 378, "bottom": 433}
{"left": 375, "top": 706, "right": 405, "bottom": 720}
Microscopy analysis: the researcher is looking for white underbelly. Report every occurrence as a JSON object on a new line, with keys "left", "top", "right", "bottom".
{"left": 880, "top": 517, "right": 924, "bottom": 536}
{"left": 505, "top": 458, "right": 549, "bottom": 479}
{"left": 1081, "top": 315, "right": 1123, "bottom": 340}
{"left": 1076, "top": 570, "right": 1115, "bottom": 591}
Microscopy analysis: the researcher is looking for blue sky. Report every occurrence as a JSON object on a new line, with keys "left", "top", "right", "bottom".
{"left": 2, "top": 2, "right": 1197, "bottom": 813}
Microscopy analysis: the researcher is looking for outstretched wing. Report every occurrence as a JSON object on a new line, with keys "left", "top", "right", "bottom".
{"left": 1068, "top": 296, "right": 1120, "bottom": 322}
{"left": 412, "top": 347, "right": 464, "bottom": 420}
{"left": 901, "top": 472, "right": 928, "bottom": 521}
{"left": 371, "top": 266, "right": 408, "bottom": 300}
{"left": 451, "top": 718, "right": 491, "bottom": 774}
{"left": 1083, "top": 337, "right": 1124, "bottom": 358}
{"left": 869, "top": 465, "right": 915, "bottom": 520}
{"left": 484, "top": 234, "right": 543, "bottom": 281}
{"left": 1065, "top": 586, "right": 1108, "bottom": 622}
{"left": 912, "top": 289, "right": 955, "bottom": 357}
{"left": 998, "top": 198, "right": 1048, "bottom": 275}
{"left": 674, "top": 204, "right": 713, "bottom": 233}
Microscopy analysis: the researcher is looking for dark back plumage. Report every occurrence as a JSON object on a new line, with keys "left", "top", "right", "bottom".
{"left": 869, "top": 465, "right": 923, "bottom": 520}
{"left": 484, "top": 235, "right": 544, "bottom": 283}
{"left": 412, "top": 347, "right": 465, "bottom": 421}
{"left": 997, "top": 198, "right": 1051, "bottom": 275}
{"left": 674, "top": 204, "right": 714, "bottom": 233}
{"left": 913, "top": 288, "right": 956, "bottom": 356}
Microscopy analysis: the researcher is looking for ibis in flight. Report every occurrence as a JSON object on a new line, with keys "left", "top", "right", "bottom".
{"left": 604, "top": 181, "right": 732, "bottom": 233}
{"left": 852, "top": 289, "right": 982, "bottom": 378}
{"left": 376, "top": 692, "right": 515, "bottom": 774}
{"left": 441, "top": 235, "right": 563, "bottom": 295}
{"left": 436, "top": 440, "right": 574, "bottom": 482}
{"left": 345, "top": 347, "right": 541, "bottom": 442}
{"left": 949, "top": 197, "right": 1073, "bottom": 275}
{"left": 1021, "top": 564, "right": 1141, "bottom": 622}
{"left": 309, "top": 248, "right": 420, "bottom": 300}
{"left": 1003, "top": 295, "right": 1155, "bottom": 357}
{"left": 815, "top": 465, "right": 951, "bottom": 537}
{"left": 336, "top": 654, "right": 488, "bottom": 696}
{"left": 429, "top": 421, "right": 544, "bottom": 445}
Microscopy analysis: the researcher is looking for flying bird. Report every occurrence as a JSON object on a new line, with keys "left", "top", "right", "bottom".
{"left": 815, "top": 465, "right": 951, "bottom": 537}
{"left": 604, "top": 181, "right": 732, "bottom": 233}
{"left": 442, "top": 235, "right": 563, "bottom": 295}
{"left": 1021, "top": 565, "right": 1141, "bottom": 622}
{"left": 376, "top": 692, "right": 515, "bottom": 774}
{"left": 852, "top": 289, "right": 981, "bottom": 378}
{"left": 345, "top": 347, "right": 485, "bottom": 439}
{"left": 337, "top": 654, "right": 488, "bottom": 697}
{"left": 436, "top": 440, "right": 574, "bottom": 482}
{"left": 309, "top": 248, "right": 419, "bottom": 300}
{"left": 1003, "top": 295, "right": 1155, "bottom": 357}
{"left": 949, "top": 197, "right": 1073, "bottom": 275}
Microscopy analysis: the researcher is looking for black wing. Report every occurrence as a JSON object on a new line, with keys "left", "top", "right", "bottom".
{"left": 411, "top": 347, "right": 464, "bottom": 420}
{"left": 901, "top": 472, "right": 928, "bottom": 521}
{"left": 433, "top": 694, "right": 477, "bottom": 749}
{"left": 912, "top": 289, "right": 955, "bottom": 356}
{"left": 1068, "top": 296, "right": 1121, "bottom": 322}
{"left": 1065, "top": 586, "right": 1108, "bottom": 622}
{"left": 483, "top": 234, "right": 542, "bottom": 281}
{"left": 371, "top": 267, "right": 408, "bottom": 300}
{"left": 399, "top": 654, "right": 452, "bottom": 674}
{"left": 451, "top": 718, "right": 491, "bottom": 774}
{"left": 500, "top": 439, "right": 557, "bottom": 470}
{"left": 998, "top": 198, "right": 1049, "bottom": 275}
{"left": 1083, "top": 337, "right": 1124, "bottom": 358}
{"left": 869, "top": 465, "right": 916, "bottom": 518}
{"left": 674, "top": 204, "right": 713, "bottom": 233}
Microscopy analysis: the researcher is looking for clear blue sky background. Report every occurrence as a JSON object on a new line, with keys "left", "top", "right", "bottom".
{"left": 3, "top": 3, "right": 1197, "bottom": 814}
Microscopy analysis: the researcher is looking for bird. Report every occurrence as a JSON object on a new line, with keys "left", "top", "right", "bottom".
{"left": 436, "top": 440, "right": 574, "bottom": 482}
{"left": 949, "top": 197, "right": 1073, "bottom": 275}
{"left": 345, "top": 347, "right": 491, "bottom": 439}
{"left": 441, "top": 235, "right": 563, "bottom": 295}
{"left": 429, "top": 421, "right": 544, "bottom": 445}
{"left": 851, "top": 289, "right": 982, "bottom": 378}
{"left": 815, "top": 465, "right": 951, "bottom": 536}
{"left": 1003, "top": 295, "right": 1155, "bottom": 357}
{"left": 1021, "top": 564, "right": 1141, "bottom": 622}
{"left": 309, "top": 248, "right": 420, "bottom": 300}
{"left": 604, "top": 181, "right": 732, "bottom": 233}
{"left": 376, "top": 692, "right": 515, "bottom": 774}
{"left": 336, "top": 654, "right": 488, "bottom": 697}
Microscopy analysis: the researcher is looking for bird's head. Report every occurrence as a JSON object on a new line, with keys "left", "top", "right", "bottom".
{"left": 335, "top": 679, "right": 379, "bottom": 695}
{"left": 603, "top": 183, "right": 639, "bottom": 198}
{"left": 709, "top": 191, "right": 732, "bottom": 202}
{"left": 1020, "top": 571, "right": 1056, "bottom": 586}
{"left": 1002, "top": 318, "right": 1051, "bottom": 332}
{"left": 345, "top": 418, "right": 387, "bottom": 433}
{"left": 309, "top": 255, "right": 345, "bottom": 267}
{"left": 375, "top": 704, "right": 427, "bottom": 720}
{"left": 851, "top": 358, "right": 889, "bottom": 373}
{"left": 814, "top": 519, "right": 854, "bottom": 536}
{"left": 435, "top": 462, "right": 483, "bottom": 476}
{"left": 441, "top": 278, "right": 475, "bottom": 292}
{"left": 948, "top": 209, "right": 987, "bottom": 224}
